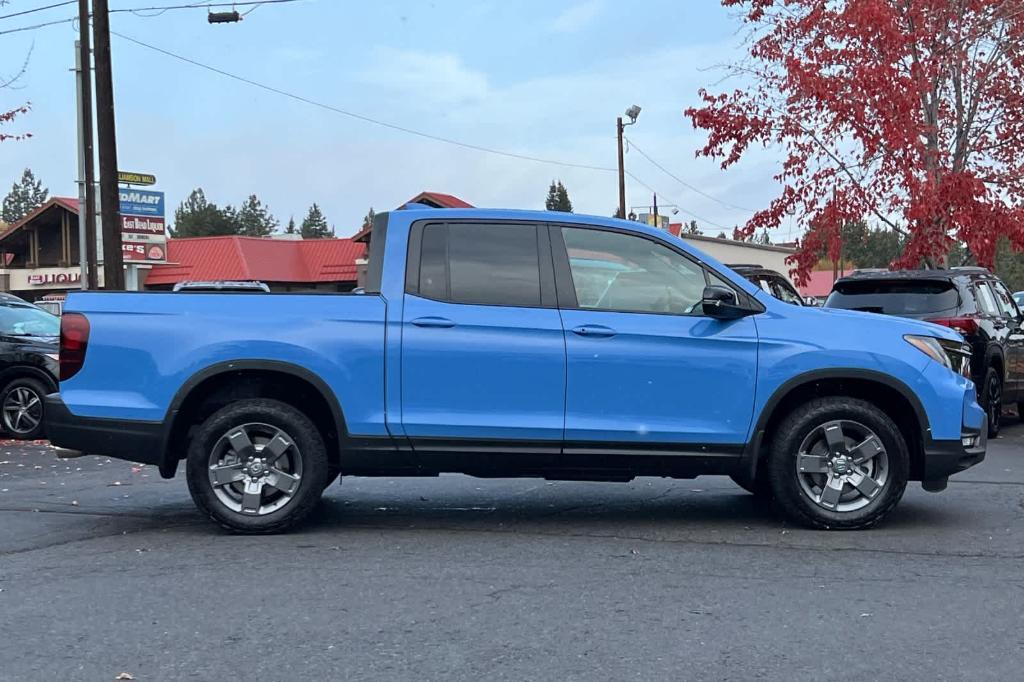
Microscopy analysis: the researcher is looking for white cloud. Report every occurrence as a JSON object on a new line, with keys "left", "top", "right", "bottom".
{"left": 550, "top": 0, "right": 605, "bottom": 33}
{"left": 359, "top": 48, "right": 489, "bottom": 106}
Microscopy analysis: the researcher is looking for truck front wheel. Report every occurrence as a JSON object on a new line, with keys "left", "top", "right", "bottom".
{"left": 186, "top": 399, "right": 328, "bottom": 533}
{"left": 767, "top": 397, "right": 909, "bottom": 530}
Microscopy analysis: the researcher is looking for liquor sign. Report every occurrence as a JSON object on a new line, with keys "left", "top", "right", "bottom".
{"left": 28, "top": 272, "right": 82, "bottom": 287}
{"left": 119, "top": 188, "right": 167, "bottom": 263}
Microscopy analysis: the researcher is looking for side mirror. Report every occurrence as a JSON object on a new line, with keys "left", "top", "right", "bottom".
{"left": 702, "top": 285, "right": 750, "bottom": 320}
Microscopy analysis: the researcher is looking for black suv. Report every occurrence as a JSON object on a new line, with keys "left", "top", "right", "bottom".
{"left": 0, "top": 294, "right": 59, "bottom": 440}
{"left": 825, "top": 267, "right": 1023, "bottom": 437}
{"left": 727, "top": 264, "right": 806, "bottom": 305}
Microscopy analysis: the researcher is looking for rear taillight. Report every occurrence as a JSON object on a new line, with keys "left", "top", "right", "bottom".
{"left": 59, "top": 313, "right": 90, "bottom": 381}
{"left": 928, "top": 316, "right": 979, "bottom": 335}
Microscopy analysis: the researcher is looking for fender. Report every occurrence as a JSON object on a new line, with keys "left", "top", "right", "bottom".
{"left": 159, "top": 359, "right": 350, "bottom": 477}
{"left": 0, "top": 365, "right": 58, "bottom": 393}
{"left": 743, "top": 368, "right": 930, "bottom": 482}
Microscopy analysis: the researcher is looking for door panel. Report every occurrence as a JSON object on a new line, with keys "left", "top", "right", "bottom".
{"left": 554, "top": 225, "right": 758, "bottom": 445}
{"left": 560, "top": 309, "right": 758, "bottom": 444}
{"left": 400, "top": 221, "right": 565, "bottom": 443}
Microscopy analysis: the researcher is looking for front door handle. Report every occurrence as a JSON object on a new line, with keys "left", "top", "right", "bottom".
{"left": 411, "top": 316, "right": 455, "bottom": 328}
{"left": 571, "top": 324, "right": 616, "bottom": 338}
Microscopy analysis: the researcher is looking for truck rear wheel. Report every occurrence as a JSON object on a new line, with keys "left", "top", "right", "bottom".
{"left": 767, "top": 397, "right": 908, "bottom": 530}
{"left": 186, "top": 399, "right": 328, "bottom": 533}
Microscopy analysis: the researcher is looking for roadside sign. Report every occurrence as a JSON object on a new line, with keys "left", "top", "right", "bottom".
{"left": 119, "top": 188, "right": 167, "bottom": 262}
{"left": 119, "top": 189, "right": 164, "bottom": 217}
{"left": 117, "top": 171, "right": 156, "bottom": 186}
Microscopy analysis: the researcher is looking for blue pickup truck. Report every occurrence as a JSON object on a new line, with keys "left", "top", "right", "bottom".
{"left": 46, "top": 208, "right": 986, "bottom": 532}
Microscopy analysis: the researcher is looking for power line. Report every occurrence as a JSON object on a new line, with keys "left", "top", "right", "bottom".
{"left": 624, "top": 135, "right": 756, "bottom": 213}
{"left": 110, "top": 30, "right": 622, "bottom": 173}
{"left": 625, "top": 171, "right": 729, "bottom": 231}
{"left": 0, "top": 15, "right": 74, "bottom": 35}
{"left": 0, "top": 1, "right": 75, "bottom": 21}
{"left": 110, "top": 0, "right": 302, "bottom": 15}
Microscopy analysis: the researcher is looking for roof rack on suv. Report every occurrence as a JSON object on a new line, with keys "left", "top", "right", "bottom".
{"left": 950, "top": 266, "right": 990, "bottom": 272}
{"left": 726, "top": 263, "right": 763, "bottom": 269}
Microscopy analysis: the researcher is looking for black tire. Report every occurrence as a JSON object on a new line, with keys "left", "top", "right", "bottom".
{"left": 980, "top": 367, "right": 1001, "bottom": 438}
{"left": 729, "top": 473, "right": 772, "bottom": 499}
{"left": 186, "top": 399, "right": 328, "bottom": 533}
{"left": 767, "top": 397, "right": 909, "bottom": 530}
{"left": 0, "top": 375, "right": 49, "bottom": 440}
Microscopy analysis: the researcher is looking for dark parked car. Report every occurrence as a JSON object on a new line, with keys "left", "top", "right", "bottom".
{"left": 825, "top": 267, "right": 1022, "bottom": 437}
{"left": 727, "top": 264, "right": 805, "bottom": 305}
{"left": 0, "top": 293, "right": 59, "bottom": 439}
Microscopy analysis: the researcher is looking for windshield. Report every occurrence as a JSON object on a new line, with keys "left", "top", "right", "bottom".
{"left": 825, "top": 279, "right": 959, "bottom": 316}
{"left": 0, "top": 303, "right": 59, "bottom": 336}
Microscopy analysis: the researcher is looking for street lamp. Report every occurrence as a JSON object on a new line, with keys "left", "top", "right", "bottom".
{"left": 616, "top": 105, "right": 641, "bottom": 219}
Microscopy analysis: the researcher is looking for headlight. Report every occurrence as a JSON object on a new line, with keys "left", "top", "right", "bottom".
{"left": 904, "top": 335, "right": 952, "bottom": 370}
{"left": 44, "top": 353, "right": 59, "bottom": 362}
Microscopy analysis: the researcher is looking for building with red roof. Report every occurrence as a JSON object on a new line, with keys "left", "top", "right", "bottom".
{"left": 145, "top": 236, "right": 365, "bottom": 291}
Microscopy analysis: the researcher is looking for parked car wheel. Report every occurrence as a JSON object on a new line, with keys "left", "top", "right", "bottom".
{"left": 767, "top": 397, "right": 908, "bottom": 530}
{"left": 0, "top": 376, "right": 48, "bottom": 440}
{"left": 729, "top": 473, "right": 772, "bottom": 499}
{"left": 186, "top": 399, "right": 328, "bottom": 533}
{"left": 981, "top": 367, "right": 1001, "bottom": 438}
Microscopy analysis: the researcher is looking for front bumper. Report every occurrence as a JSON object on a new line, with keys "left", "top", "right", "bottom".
{"left": 44, "top": 394, "right": 165, "bottom": 468}
{"left": 921, "top": 414, "right": 987, "bottom": 484}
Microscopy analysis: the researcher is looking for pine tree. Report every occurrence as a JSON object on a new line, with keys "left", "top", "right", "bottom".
{"left": 285, "top": 216, "right": 297, "bottom": 234}
{"left": 2, "top": 168, "right": 48, "bottom": 224}
{"left": 171, "top": 188, "right": 239, "bottom": 237}
{"left": 361, "top": 207, "right": 376, "bottom": 232}
{"left": 545, "top": 180, "right": 573, "bottom": 212}
{"left": 682, "top": 220, "right": 701, "bottom": 235}
{"left": 236, "top": 194, "right": 278, "bottom": 237}
{"left": 300, "top": 203, "right": 331, "bottom": 239}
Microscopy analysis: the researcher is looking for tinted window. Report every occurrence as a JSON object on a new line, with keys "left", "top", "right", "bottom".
{"left": 825, "top": 279, "right": 959, "bottom": 316}
{"left": 419, "top": 224, "right": 448, "bottom": 300}
{"left": 561, "top": 227, "right": 707, "bottom": 314}
{"left": 421, "top": 223, "right": 541, "bottom": 307}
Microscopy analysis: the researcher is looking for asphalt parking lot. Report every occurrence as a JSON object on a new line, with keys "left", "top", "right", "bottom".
{"left": 1, "top": 424, "right": 1022, "bottom": 681}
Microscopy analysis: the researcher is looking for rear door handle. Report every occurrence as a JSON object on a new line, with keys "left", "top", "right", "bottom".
{"left": 411, "top": 316, "right": 455, "bottom": 328}
{"left": 571, "top": 324, "right": 616, "bottom": 338}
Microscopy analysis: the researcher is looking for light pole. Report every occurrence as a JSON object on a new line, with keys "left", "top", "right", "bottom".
{"left": 616, "top": 105, "right": 641, "bottom": 219}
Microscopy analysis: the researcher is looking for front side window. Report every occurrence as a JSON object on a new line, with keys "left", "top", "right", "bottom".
{"left": 417, "top": 223, "right": 542, "bottom": 307}
{"left": 990, "top": 281, "right": 1021, "bottom": 318}
{"left": 561, "top": 227, "right": 708, "bottom": 314}
{"left": 769, "top": 276, "right": 804, "bottom": 305}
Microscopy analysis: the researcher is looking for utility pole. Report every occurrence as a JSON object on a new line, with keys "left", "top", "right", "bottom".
{"left": 75, "top": 1, "right": 99, "bottom": 290}
{"left": 616, "top": 117, "right": 626, "bottom": 219}
{"left": 92, "top": 0, "right": 125, "bottom": 290}
{"left": 652, "top": 193, "right": 658, "bottom": 228}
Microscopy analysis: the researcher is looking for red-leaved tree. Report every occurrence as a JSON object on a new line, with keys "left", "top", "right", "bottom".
{"left": 685, "top": 0, "right": 1024, "bottom": 283}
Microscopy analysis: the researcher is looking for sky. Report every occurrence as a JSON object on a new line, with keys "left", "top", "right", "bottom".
{"left": 0, "top": 0, "right": 794, "bottom": 240}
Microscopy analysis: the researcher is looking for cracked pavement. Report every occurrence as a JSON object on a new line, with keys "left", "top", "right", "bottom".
{"left": 1, "top": 425, "right": 1023, "bottom": 680}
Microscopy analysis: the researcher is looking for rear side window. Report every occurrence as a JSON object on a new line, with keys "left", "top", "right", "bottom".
{"left": 825, "top": 279, "right": 959, "bottom": 316}
{"left": 416, "top": 223, "right": 542, "bottom": 307}
{"left": 989, "top": 281, "right": 1020, "bottom": 318}
{"left": 974, "top": 282, "right": 1001, "bottom": 316}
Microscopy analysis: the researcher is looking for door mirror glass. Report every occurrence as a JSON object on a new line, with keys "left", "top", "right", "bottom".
{"left": 702, "top": 285, "right": 749, "bottom": 319}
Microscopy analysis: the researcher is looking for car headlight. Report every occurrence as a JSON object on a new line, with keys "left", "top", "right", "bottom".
{"left": 904, "top": 335, "right": 953, "bottom": 371}
{"left": 44, "top": 353, "right": 59, "bottom": 362}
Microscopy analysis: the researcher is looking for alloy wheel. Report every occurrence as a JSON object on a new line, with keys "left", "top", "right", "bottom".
{"left": 795, "top": 420, "right": 890, "bottom": 513}
{"left": 207, "top": 422, "right": 303, "bottom": 516}
{"left": 2, "top": 386, "right": 42, "bottom": 436}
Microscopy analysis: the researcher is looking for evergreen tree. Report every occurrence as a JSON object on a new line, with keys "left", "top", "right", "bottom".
{"left": 716, "top": 231, "right": 727, "bottom": 239}
{"left": 285, "top": 216, "right": 297, "bottom": 234}
{"left": 544, "top": 180, "right": 573, "bottom": 212}
{"left": 300, "top": 203, "right": 331, "bottom": 239}
{"left": 236, "top": 194, "right": 278, "bottom": 237}
{"left": 2, "top": 168, "right": 48, "bottom": 224}
{"left": 361, "top": 207, "right": 376, "bottom": 232}
{"left": 171, "top": 188, "right": 239, "bottom": 237}
{"left": 681, "top": 220, "right": 701, "bottom": 235}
